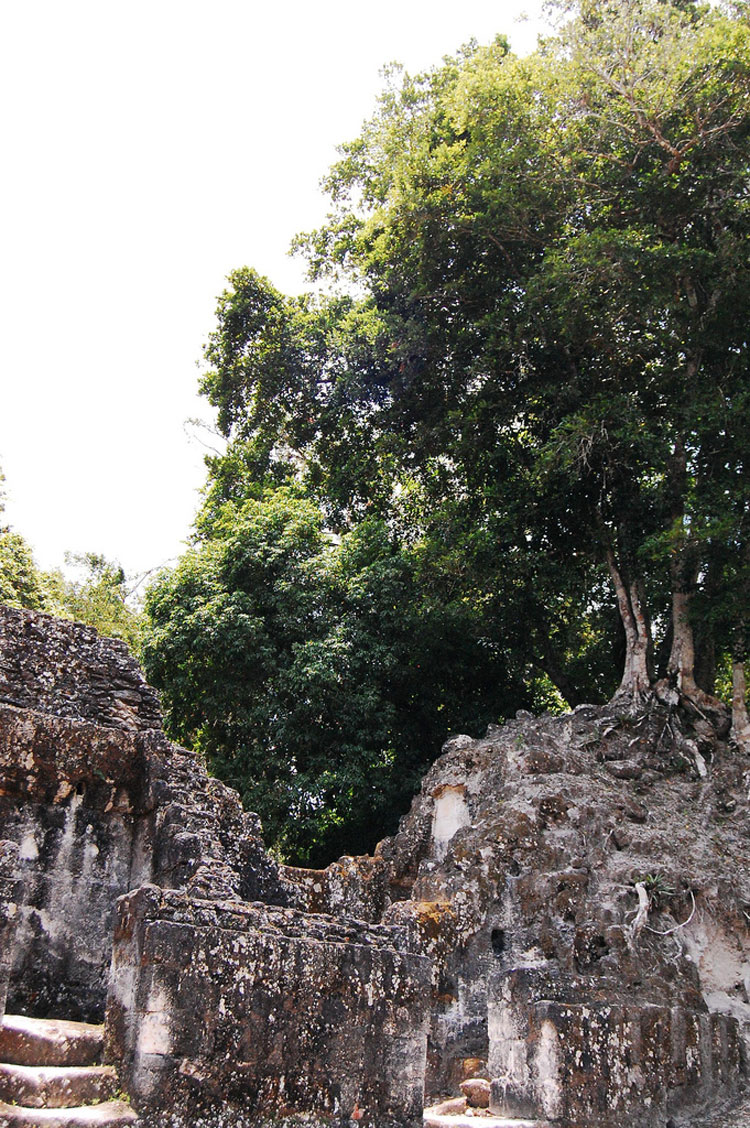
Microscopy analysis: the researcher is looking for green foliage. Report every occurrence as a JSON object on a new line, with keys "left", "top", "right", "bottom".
{"left": 0, "top": 466, "right": 59, "bottom": 613}
{"left": 0, "top": 541, "right": 143, "bottom": 648}
{"left": 634, "top": 872, "right": 677, "bottom": 910}
{"left": 57, "top": 552, "right": 144, "bottom": 651}
{"left": 0, "top": 530, "right": 54, "bottom": 612}
{"left": 0, "top": 465, "right": 143, "bottom": 648}
{"left": 142, "top": 488, "right": 528, "bottom": 865}
{"left": 147, "top": 0, "right": 750, "bottom": 862}
{"left": 290, "top": 0, "right": 750, "bottom": 695}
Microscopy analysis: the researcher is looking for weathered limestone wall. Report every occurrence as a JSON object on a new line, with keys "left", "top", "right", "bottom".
{"left": 0, "top": 606, "right": 432, "bottom": 1127}
{"left": 488, "top": 966, "right": 745, "bottom": 1126}
{"left": 0, "top": 606, "right": 293, "bottom": 1023}
{"left": 0, "top": 706, "right": 290, "bottom": 1021}
{"left": 281, "top": 854, "right": 391, "bottom": 922}
{"left": 0, "top": 606, "right": 164, "bottom": 1019}
{"left": 0, "top": 607, "right": 162, "bottom": 731}
{"left": 140, "top": 727, "right": 290, "bottom": 908}
{"left": 106, "top": 885, "right": 431, "bottom": 1128}
{"left": 0, "top": 840, "right": 20, "bottom": 1021}
{"left": 0, "top": 700, "right": 152, "bottom": 1020}
{"left": 295, "top": 709, "right": 750, "bottom": 1126}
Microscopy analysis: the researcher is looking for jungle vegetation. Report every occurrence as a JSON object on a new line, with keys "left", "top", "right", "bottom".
{"left": 6, "top": 0, "right": 750, "bottom": 865}
{"left": 0, "top": 469, "right": 143, "bottom": 650}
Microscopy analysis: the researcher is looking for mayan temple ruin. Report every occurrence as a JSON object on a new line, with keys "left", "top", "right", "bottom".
{"left": 0, "top": 604, "right": 749, "bottom": 1127}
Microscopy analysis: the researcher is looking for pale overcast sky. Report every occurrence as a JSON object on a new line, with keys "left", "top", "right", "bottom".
{"left": 0, "top": 0, "right": 548, "bottom": 579}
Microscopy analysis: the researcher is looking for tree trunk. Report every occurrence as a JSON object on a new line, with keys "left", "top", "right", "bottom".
{"left": 731, "top": 657, "right": 750, "bottom": 750}
{"left": 667, "top": 585, "right": 699, "bottom": 697}
{"left": 663, "top": 563, "right": 726, "bottom": 713}
{"left": 663, "top": 437, "right": 703, "bottom": 702}
{"left": 606, "top": 548, "right": 652, "bottom": 699}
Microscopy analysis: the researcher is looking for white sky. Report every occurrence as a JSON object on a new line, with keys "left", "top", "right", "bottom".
{"left": 0, "top": 0, "right": 548, "bottom": 580}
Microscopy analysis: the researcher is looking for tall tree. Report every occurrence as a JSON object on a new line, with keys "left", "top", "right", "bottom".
{"left": 148, "top": 0, "right": 750, "bottom": 864}
{"left": 142, "top": 487, "right": 529, "bottom": 865}
{"left": 284, "top": 0, "right": 750, "bottom": 710}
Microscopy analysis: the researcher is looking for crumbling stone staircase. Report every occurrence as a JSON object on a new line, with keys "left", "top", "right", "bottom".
{"left": 0, "top": 1014, "right": 137, "bottom": 1127}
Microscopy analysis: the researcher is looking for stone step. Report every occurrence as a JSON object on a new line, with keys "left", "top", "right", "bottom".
{"left": 0, "top": 1062, "right": 118, "bottom": 1108}
{"left": 423, "top": 1109, "right": 544, "bottom": 1128}
{"left": 0, "top": 1099, "right": 138, "bottom": 1126}
{"left": 0, "top": 1017, "right": 103, "bottom": 1068}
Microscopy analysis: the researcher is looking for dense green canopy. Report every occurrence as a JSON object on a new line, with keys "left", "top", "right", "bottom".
{"left": 143, "top": 488, "right": 531, "bottom": 865}
{"left": 143, "top": 0, "right": 750, "bottom": 862}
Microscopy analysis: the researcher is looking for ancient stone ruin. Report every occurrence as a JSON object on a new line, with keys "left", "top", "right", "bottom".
{"left": 0, "top": 604, "right": 749, "bottom": 1126}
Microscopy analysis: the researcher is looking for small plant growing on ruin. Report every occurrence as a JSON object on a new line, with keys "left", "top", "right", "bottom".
{"left": 638, "top": 873, "right": 676, "bottom": 910}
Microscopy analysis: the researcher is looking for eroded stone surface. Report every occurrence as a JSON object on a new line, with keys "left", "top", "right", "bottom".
{"left": 0, "top": 1061, "right": 118, "bottom": 1108}
{"left": 0, "top": 1099, "right": 139, "bottom": 1126}
{"left": 106, "top": 885, "right": 431, "bottom": 1128}
{"left": 296, "top": 706, "right": 750, "bottom": 1126}
{"left": 0, "top": 704, "right": 148, "bottom": 1020}
{"left": 460, "top": 1078, "right": 490, "bottom": 1108}
{"left": 0, "top": 842, "right": 20, "bottom": 1021}
{"left": 0, "top": 609, "right": 161, "bottom": 732}
{"left": 0, "top": 1015, "right": 104, "bottom": 1068}
{"left": 0, "top": 606, "right": 291, "bottom": 1020}
{"left": 2, "top": 604, "right": 749, "bottom": 1127}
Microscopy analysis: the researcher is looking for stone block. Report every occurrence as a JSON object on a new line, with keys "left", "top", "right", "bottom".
{"left": 106, "top": 886, "right": 431, "bottom": 1127}
{"left": 0, "top": 606, "right": 162, "bottom": 732}
{"left": 281, "top": 853, "right": 390, "bottom": 922}
{"left": 488, "top": 966, "right": 746, "bottom": 1127}
{"left": 0, "top": 708, "right": 144, "bottom": 1022}
{"left": 0, "top": 841, "right": 20, "bottom": 1020}
{"left": 0, "top": 681, "right": 290, "bottom": 1022}
{"left": 460, "top": 1077, "right": 490, "bottom": 1107}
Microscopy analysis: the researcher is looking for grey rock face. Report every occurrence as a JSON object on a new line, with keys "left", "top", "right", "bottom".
{"left": 0, "top": 608, "right": 162, "bottom": 732}
{"left": 0, "top": 607, "right": 290, "bottom": 1022}
{"left": 301, "top": 709, "right": 750, "bottom": 1126}
{"left": 106, "top": 885, "right": 430, "bottom": 1128}
{"left": 0, "top": 607, "right": 430, "bottom": 1127}
{"left": 0, "top": 840, "right": 20, "bottom": 1021}
{"left": 2, "top": 603, "right": 748, "bottom": 1127}
{"left": 0, "top": 701, "right": 148, "bottom": 1021}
